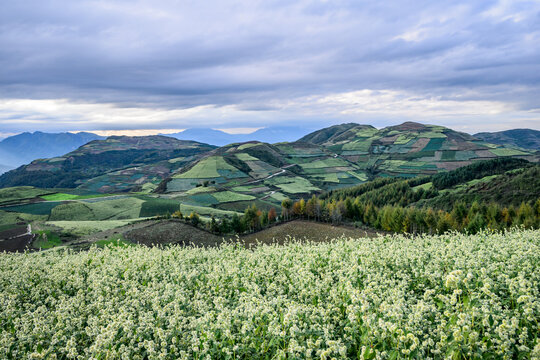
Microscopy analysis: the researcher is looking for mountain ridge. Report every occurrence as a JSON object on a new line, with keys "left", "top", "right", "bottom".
{"left": 474, "top": 129, "right": 540, "bottom": 151}
{"left": 0, "top": 131, "right": 104, "bottom": 167}
{"left": 0, "top": 135, "right": 215, "bottom": 191}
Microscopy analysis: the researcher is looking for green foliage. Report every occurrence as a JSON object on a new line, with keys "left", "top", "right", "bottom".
{"left": 431, "top": 157, "right": 530, "bottom": 190}
{"left": 32, "top": 230, "right": 62, "bottom": 249}
{"left": 139, "top": 198, "right": 181, "bottom": 217}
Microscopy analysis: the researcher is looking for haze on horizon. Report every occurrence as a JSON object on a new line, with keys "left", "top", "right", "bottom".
{"left": 1, "top": 0, "right": 540, "bottom": 138}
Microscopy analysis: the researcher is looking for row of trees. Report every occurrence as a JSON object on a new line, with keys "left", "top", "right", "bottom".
{"left": 279, "top": 196, "right": 540, "bottom": 234}
{"left": 168, "top": 194, "right": 539, "bottom": 236}
{"left": 169, "top": 207, "right": 279, "bottom": 235}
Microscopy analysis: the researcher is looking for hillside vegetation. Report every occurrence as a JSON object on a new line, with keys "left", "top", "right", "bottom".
{"left": 1, "top": 230, "right": 538, "bottom": 358}
{"left": 0, "top": 136, "right": 215, "bottom": 191}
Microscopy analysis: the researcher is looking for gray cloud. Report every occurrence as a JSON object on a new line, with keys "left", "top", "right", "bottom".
{"left": 0, "top": 0, "right": 539, "bottom": 133}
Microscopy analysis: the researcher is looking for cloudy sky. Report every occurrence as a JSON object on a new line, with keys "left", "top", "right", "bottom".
{"left": 1, "top": 0, "right": 539, "bottom": 137}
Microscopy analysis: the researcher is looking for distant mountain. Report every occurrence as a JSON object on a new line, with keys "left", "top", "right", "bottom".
{"left": 0, "top": 131, "right": 104, "bottom": 167}
{"left": 0, "top": 136, "right": 215, "bottom": 191}
{"left": 474, "top": 129, "right": 540, "bottom": 151}
{"left": 166, "top": 126, "right": 315, "bottom": 146}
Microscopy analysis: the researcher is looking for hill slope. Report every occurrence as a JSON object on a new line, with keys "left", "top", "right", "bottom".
{"left": 158, "top": 140, "right": 372, "bottom": 211}
{"left": 0, "top": 136, "right": 215, "bottom": 191}
{"left": 0, "top": 131, "right": 103, "bottom": 167}
{"left": 474, "top": 129, "right": 540, "bottom": 151}
{"left": 301, "top": 122, "right": 536, "bottom": 178}
{"left": 155, "top": 122, "right": 537, "bottom": 213}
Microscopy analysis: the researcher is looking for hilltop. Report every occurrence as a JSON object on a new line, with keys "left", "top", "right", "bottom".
{"left": 154, "top": 121, "right": 536, "bottom": 216}
{"left": 0, "top": 136, "right": 215, "bottom": 192}
{"left": 301, "top": 121, "right": 536, "bottom": 177}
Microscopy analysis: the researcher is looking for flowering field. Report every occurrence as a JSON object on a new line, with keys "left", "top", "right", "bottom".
{"left": 1, "top": 230, "right": 539, "bottom": 359}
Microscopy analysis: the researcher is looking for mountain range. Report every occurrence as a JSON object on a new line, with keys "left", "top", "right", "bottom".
{"left": 1, "top": 122, "right": 536, "bottom": 208}
{"left": 0, "top": 131, "right": 104, "bottom": 173}
{"left": 166, "top": 126, "right": 316, "bottom": 146}
{"left": 474, "top": 129, "right": 540, "bottom": 151}
{"left": 0, "top": 136, "right": 215, "bottom": 191}
{"left": 0, "top": 125, "right": 537, "bottom": 176}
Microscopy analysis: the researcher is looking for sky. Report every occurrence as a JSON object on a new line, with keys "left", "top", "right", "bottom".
{"left": 1, "top": 0, "right": 540, "bottom": 138}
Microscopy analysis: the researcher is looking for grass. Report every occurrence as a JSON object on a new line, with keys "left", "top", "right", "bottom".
{"left": 235, "top": 153, "right": 258, "bottom": 161}
{"left": 412, "top": 182, "right": 433, "bottom": 191}
{"left": 0, "top": 186, "right": 53, "bottom": 205}
{"left": 0, "top": 210, "right": 47, "bottom": 225}
{"left": 0, "top": 202, "right": 62, "bottom": 215}
{"left": 49, "top": 198, "right": 144, "bottom": 221}
{"left": 186, "top": 186, "right": 216, "bottom": 195}
{"left": 312, "top": 173, "right": 339, "bottom": 183}
{"left": 274, "top": 177, "right": 320, "bottom": 194}
{"left": 299, "top": 158, "right": 350, "bottom": 169}
{"left": 237, "top": 143, "right": 259, "bottom": 150}
{"left": 174, "top": 156, "right": 238, "bottom": 179}
{"left": 139, "top": 198, "right": 181, "bottom": 217}
{"left": 47, "top": 220, "right": 136, "bottom": 236}
{"left": 32, "top": 230, "right": 62, "bottom": 249}
{"left": 269, "top": 192, "right": 288, "bottom": 202}
{"left": 180, "top": 204, "right": 242, "bottom": 217}
{"left": 40, "top": 193, "right": 80, "bottom": 201}
{"left": 490, "top": 148, "right": 528, "bottom": 156}
{"left": 211, "top": 191, "right": 256, "bottom": 203}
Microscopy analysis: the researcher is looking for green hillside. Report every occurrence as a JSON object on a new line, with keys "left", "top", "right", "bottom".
{"left": 159, "top": 140, "right": 371, "bottom": 213}
{"left": 324, "top": 158, "right": 539, "bottom": 210}
{"left": 300, "top": 121, "right": 536, "bottom": 178}
{"left": 156, "top": 122, "right": 537, "bottom": 214}
{"left": 0, "top": 136, "right": 215, "bottom": 191}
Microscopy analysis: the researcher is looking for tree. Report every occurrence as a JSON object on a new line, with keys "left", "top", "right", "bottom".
{"left": 292, "top": 199, "right": 306, "bottom": 218}
{"left": 425, "top": 208, "right": 437, "bottom": 234}
{"left": 451, "top": 201, "right": 467, "bottom": 229}
{"left": 268, "top": 207, "right": 277, "bottom": 223}
{"left": 436, "top": 211, "right": 453, "bottom": 234}
{"left": 281, "top": 198, "right": 293, "bottom": 221}
{"left": 244, "top": 205, "right": 261, "bottom": 232}
{"left": 516, "top": 202, "right": 534, "bottom": 228}
{"left": 466, "top": 213, "right": 486, "bottom": 234}
{"left": 210, "top": 215, "right": 220, "bottom": 234}
{"left": 189, "top": 212, "right": 200, "bottom": 227}
{"left": 231, "top": 213, "right": 244, "bottom": 233}
{"left": 219, "top": 218, "right": 231, "bottom": 234}
{"left": 260, "top": 210, "right": 269, "bottom": 227}
{"left": 329, "top": 201, "right": 342, "bottom": 225}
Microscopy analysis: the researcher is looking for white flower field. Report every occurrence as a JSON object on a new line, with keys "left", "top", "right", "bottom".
{"left": 1, "top": 230, "right": 539, "bottom": 359}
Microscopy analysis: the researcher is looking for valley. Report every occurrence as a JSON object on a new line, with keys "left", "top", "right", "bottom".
{"left": 0, "top": 122, "right": 538, "bottom": 252}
